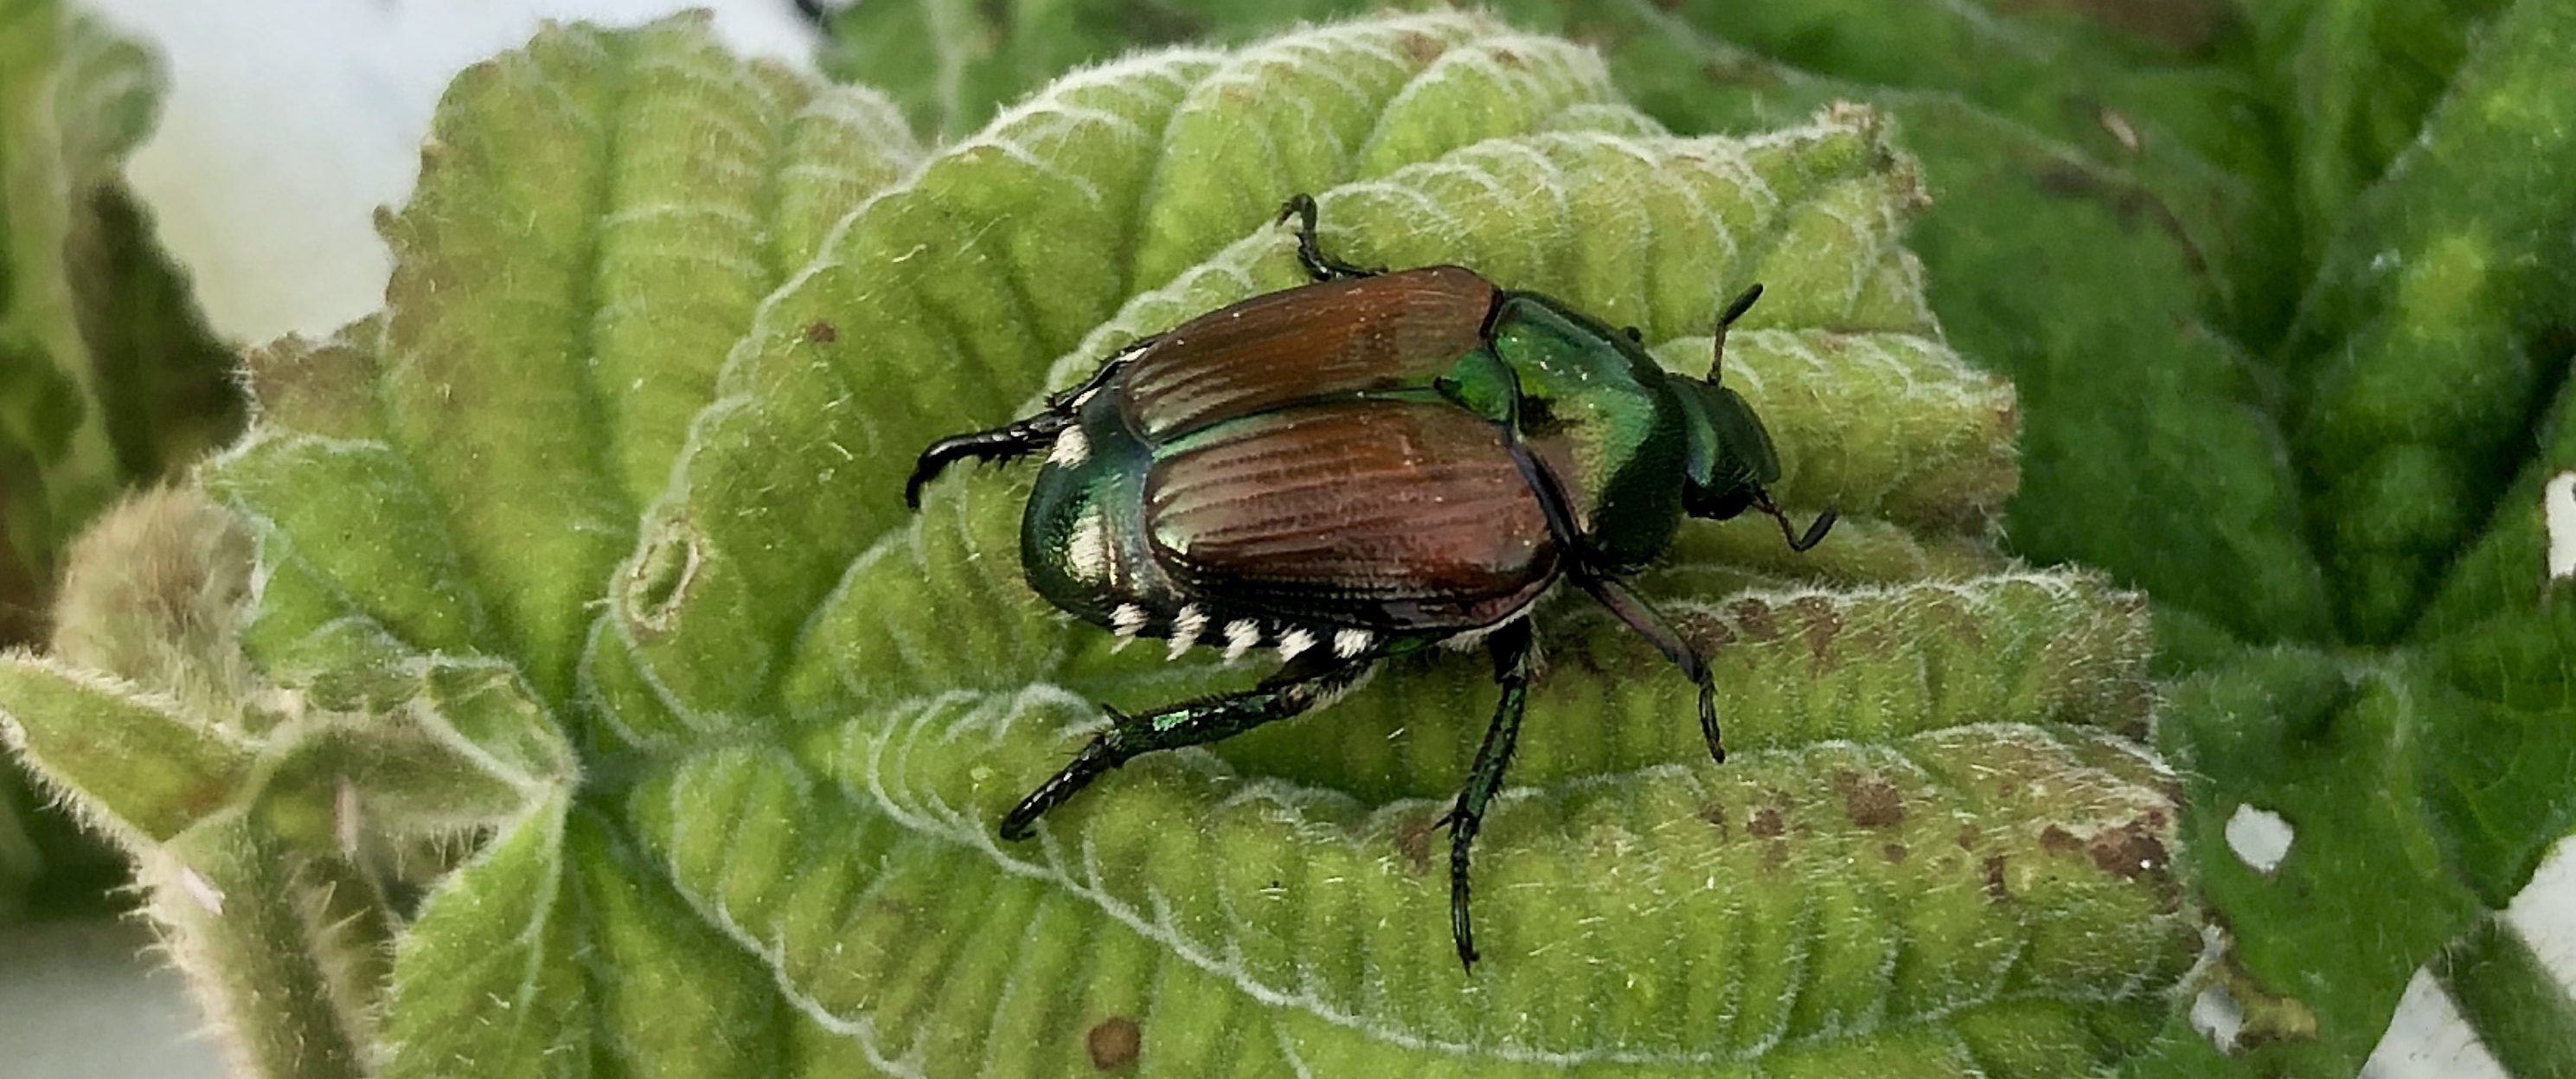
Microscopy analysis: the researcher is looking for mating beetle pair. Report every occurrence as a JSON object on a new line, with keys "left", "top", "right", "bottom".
{"left": 905, "top": 196, "right": 1833, "bottom": 970}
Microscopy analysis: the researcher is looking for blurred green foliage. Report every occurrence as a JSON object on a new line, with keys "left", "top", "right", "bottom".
{"left": 0, "top": 0, "right": 241, "bottom": 922}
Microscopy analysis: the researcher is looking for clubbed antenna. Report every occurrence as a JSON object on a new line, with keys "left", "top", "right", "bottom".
{"left": 1709, "top": 283, "right": 1764, "bottom": 382}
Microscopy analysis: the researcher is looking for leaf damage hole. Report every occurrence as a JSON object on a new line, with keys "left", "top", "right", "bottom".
{"left": 2545, "top": 471, "right": 2574, "bottom": 585}
{"left": 2189, "top": 982, "right": 2244, "bottom": 1052}
{"left": 2224, "top": 804, "right": 2292, "bottom": 874}
{"left": 626, "top": 517, "right": 704, "bottom": 634}
{"left": 1086, "top": 1016, "right": 1141, "bottom": 1071}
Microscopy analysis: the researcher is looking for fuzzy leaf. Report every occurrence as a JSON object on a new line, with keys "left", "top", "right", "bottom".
{"left": 827, "top": 3, "right": 2576, "bottom": 1070}
{"left": 0, "top": 655, "right": 251, "bottom": 845}
{"left": 0, "top": 0, "right": 240, "bottom": 915}
{"left": 29, "top": 11, "right": 2209, "bottom": 1077}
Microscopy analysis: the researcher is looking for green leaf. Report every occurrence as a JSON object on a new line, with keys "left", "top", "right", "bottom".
{"left": 0, "top": 654, "right": 252, "bottom": 846}
{"left": 2280, "top": 0, "right": 2576, "bottom": 645}
{"left": 819, "top": 0, "right": 2333, "bottom": 649}
{"left": 0, "top": 10, "right": 2208, "bottom": 1076}
{"left": 815, "top": 4, "right": 2576, "bottom": 1072}
{"left": 0, "top": 0, "right": 243, "bottom": 916}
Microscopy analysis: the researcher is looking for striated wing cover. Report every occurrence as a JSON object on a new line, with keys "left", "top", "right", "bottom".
{"left": 1119, "top": 267, "right": 1497, "bottom": 439}
{"left": 1144, "top": 400, "right": 1556, "bottom": 632}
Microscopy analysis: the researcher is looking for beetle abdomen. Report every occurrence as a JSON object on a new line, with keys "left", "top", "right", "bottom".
{"left": 1119, "top": 267, "right": 1497, "bottom": 440}
{"left": 1144, "top": 401, "right": 1557, "bottom": 632}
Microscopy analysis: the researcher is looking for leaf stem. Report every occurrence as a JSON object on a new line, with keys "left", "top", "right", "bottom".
{"left": 2432, "top": 911, "right": 2576, "bottom": 1079}
{"left": 146, "top": 814, "right": 369, "bottom": 1079}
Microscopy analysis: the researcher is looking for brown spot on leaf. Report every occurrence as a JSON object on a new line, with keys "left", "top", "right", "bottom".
{"left": 1749, "top": 807, "right": 1785, "bottom": 838}
{"left": 1955, "top": 825, "right": 1980, "bottom": 850}
{"left": 1400, "top": 31, "right": 1443, "bottom": 63}
{"left": 1393, "top": 813, "right": 1437, "bottom": 876}
{"left": 1087, "top": 1017, "right": 1141, "bottom": 1070}
{"left": 1729, "top": 598, "right": 1778, "bottom": 639}
{"left": 1697, "top": 804, "right": 1732, "bottom": 839}
{"left": 2040, "top": 824, "right": 2083, "bottom": 856}
{"left": 1763, "top": 840, "right": 1789, "bottom": 870}
{"left": 2089, "top": 825, "right": 2170, "bottom": 881}
{"left": 1836, "top": 772, "right": 1904, "bottom": 829}
{"left": 1790, "top": 595, "right": 1842, "bottom": 660}
{"left": 1881, "top": 843, "right": 1908, "bottom": 864}
{"left": 1490, "top": 47, "right": 1524, "bottom": 67}
{"left": 2024, "top": 153, "right": 2209, "bottom": 279}
{"left": 1982, "top": 855, "right": 2010, "bottom": 902}
{"left": 1677, "top": 609, "right": 1737, "bottom": 652}
{"left": 804, "top": 320, "right": 838, "bottom": 344}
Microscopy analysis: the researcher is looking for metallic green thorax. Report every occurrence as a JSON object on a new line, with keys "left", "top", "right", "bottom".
{"left": 1476, "top": 293, "right": 1694, "bottom": 572}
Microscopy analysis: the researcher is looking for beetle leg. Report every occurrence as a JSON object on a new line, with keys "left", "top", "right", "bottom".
{"left": 1501, "top": 427, "right": 1728, "bottom": 764}
{"left": 1439, "top": 617, "right": 1535, "bottom": 972}
{"left": 903, "top": 411, "right": 1073, "bottom": 510}
{"left": 907, "top": 341, "right": 1154, "bottom": 510}
{"left": 1580, "top": 574, "right": 1723, "bottom": 765}
{"left": 1278, "top": 194, "right": 1380, "bottom": 282}
{"left": 997, "top": 645, "right": 1375, "bottom": 840}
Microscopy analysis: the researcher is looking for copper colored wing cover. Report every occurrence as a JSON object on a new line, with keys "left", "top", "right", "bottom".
{"left": 1143, "top": 400, "right": 1557, "bottom": 632}
{"left": 1118, "top": 267, "right": 1498, "bottom": 440}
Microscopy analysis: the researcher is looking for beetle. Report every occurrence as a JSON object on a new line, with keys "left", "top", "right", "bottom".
{"left": 904, "top": 195, "right": 1834, "bottom": 970}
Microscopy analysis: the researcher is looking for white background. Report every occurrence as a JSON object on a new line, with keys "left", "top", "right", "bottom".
{"left": 4, "top": 1, "right": 2566, "bottom": 1075}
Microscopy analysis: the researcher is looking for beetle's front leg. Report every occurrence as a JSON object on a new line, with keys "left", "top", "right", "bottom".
{"left": 997, "top": 646, "right": 1374, "bottom": 840}
{"left": 905, "top": 342, "right": 1155, "bottom": 510}
{"left": 1440, "top": 617, "right": 1535, "bottom": 972}
{"left": 903, "top": 411, "right": 1073, "bottom": 510}
{"left": 1278, "top": 194, "right": 1380, "bottom": 282}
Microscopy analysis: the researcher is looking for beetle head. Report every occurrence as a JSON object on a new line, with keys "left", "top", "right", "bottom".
{"left": 1672, "top": 378, "right": 1836, "bottom": 552}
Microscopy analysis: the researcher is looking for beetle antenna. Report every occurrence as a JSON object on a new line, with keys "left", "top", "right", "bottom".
{"left": 1753, "top": 486, "right": 1836, "bottom": 552}
{"left": 1708, "top": 283, "right": 1764, "bottom": 382}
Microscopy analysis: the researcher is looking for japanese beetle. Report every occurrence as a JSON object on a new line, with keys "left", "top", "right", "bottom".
{"left": 905, "top": 196, "right": 1834, "bottom": 970}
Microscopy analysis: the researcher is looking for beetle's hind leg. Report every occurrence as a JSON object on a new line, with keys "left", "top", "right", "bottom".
{"left": 1439, "top": 617, "right": 1535, "bottom": 972}
{"left": 998, "top": 645, "right": 1375, "bottom": 840}
{"left": 1278, "top": 194, "right": 1380, "bottom": 282}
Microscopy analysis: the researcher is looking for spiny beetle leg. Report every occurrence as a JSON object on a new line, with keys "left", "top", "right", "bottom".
{"left": 907, "top": 340, "right": 1152, "bottom": 511}
{"left": 997, "top": 647, "right": 1375, "bottom": 841}
{"left": 903, "top": 411, "right": 1070, "bottom": 510}
{"left": 1495, "top": 419, "right": 1727, "bottom": 764}
{"left": 1443, "top": 617, "right": 1535, "bottom": 972}
{"left": 1278, "top": 194, "right": 1380, "bottom": 282}
{"left": 1583, "top": 573, "right": 1723, "bottom": 765}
